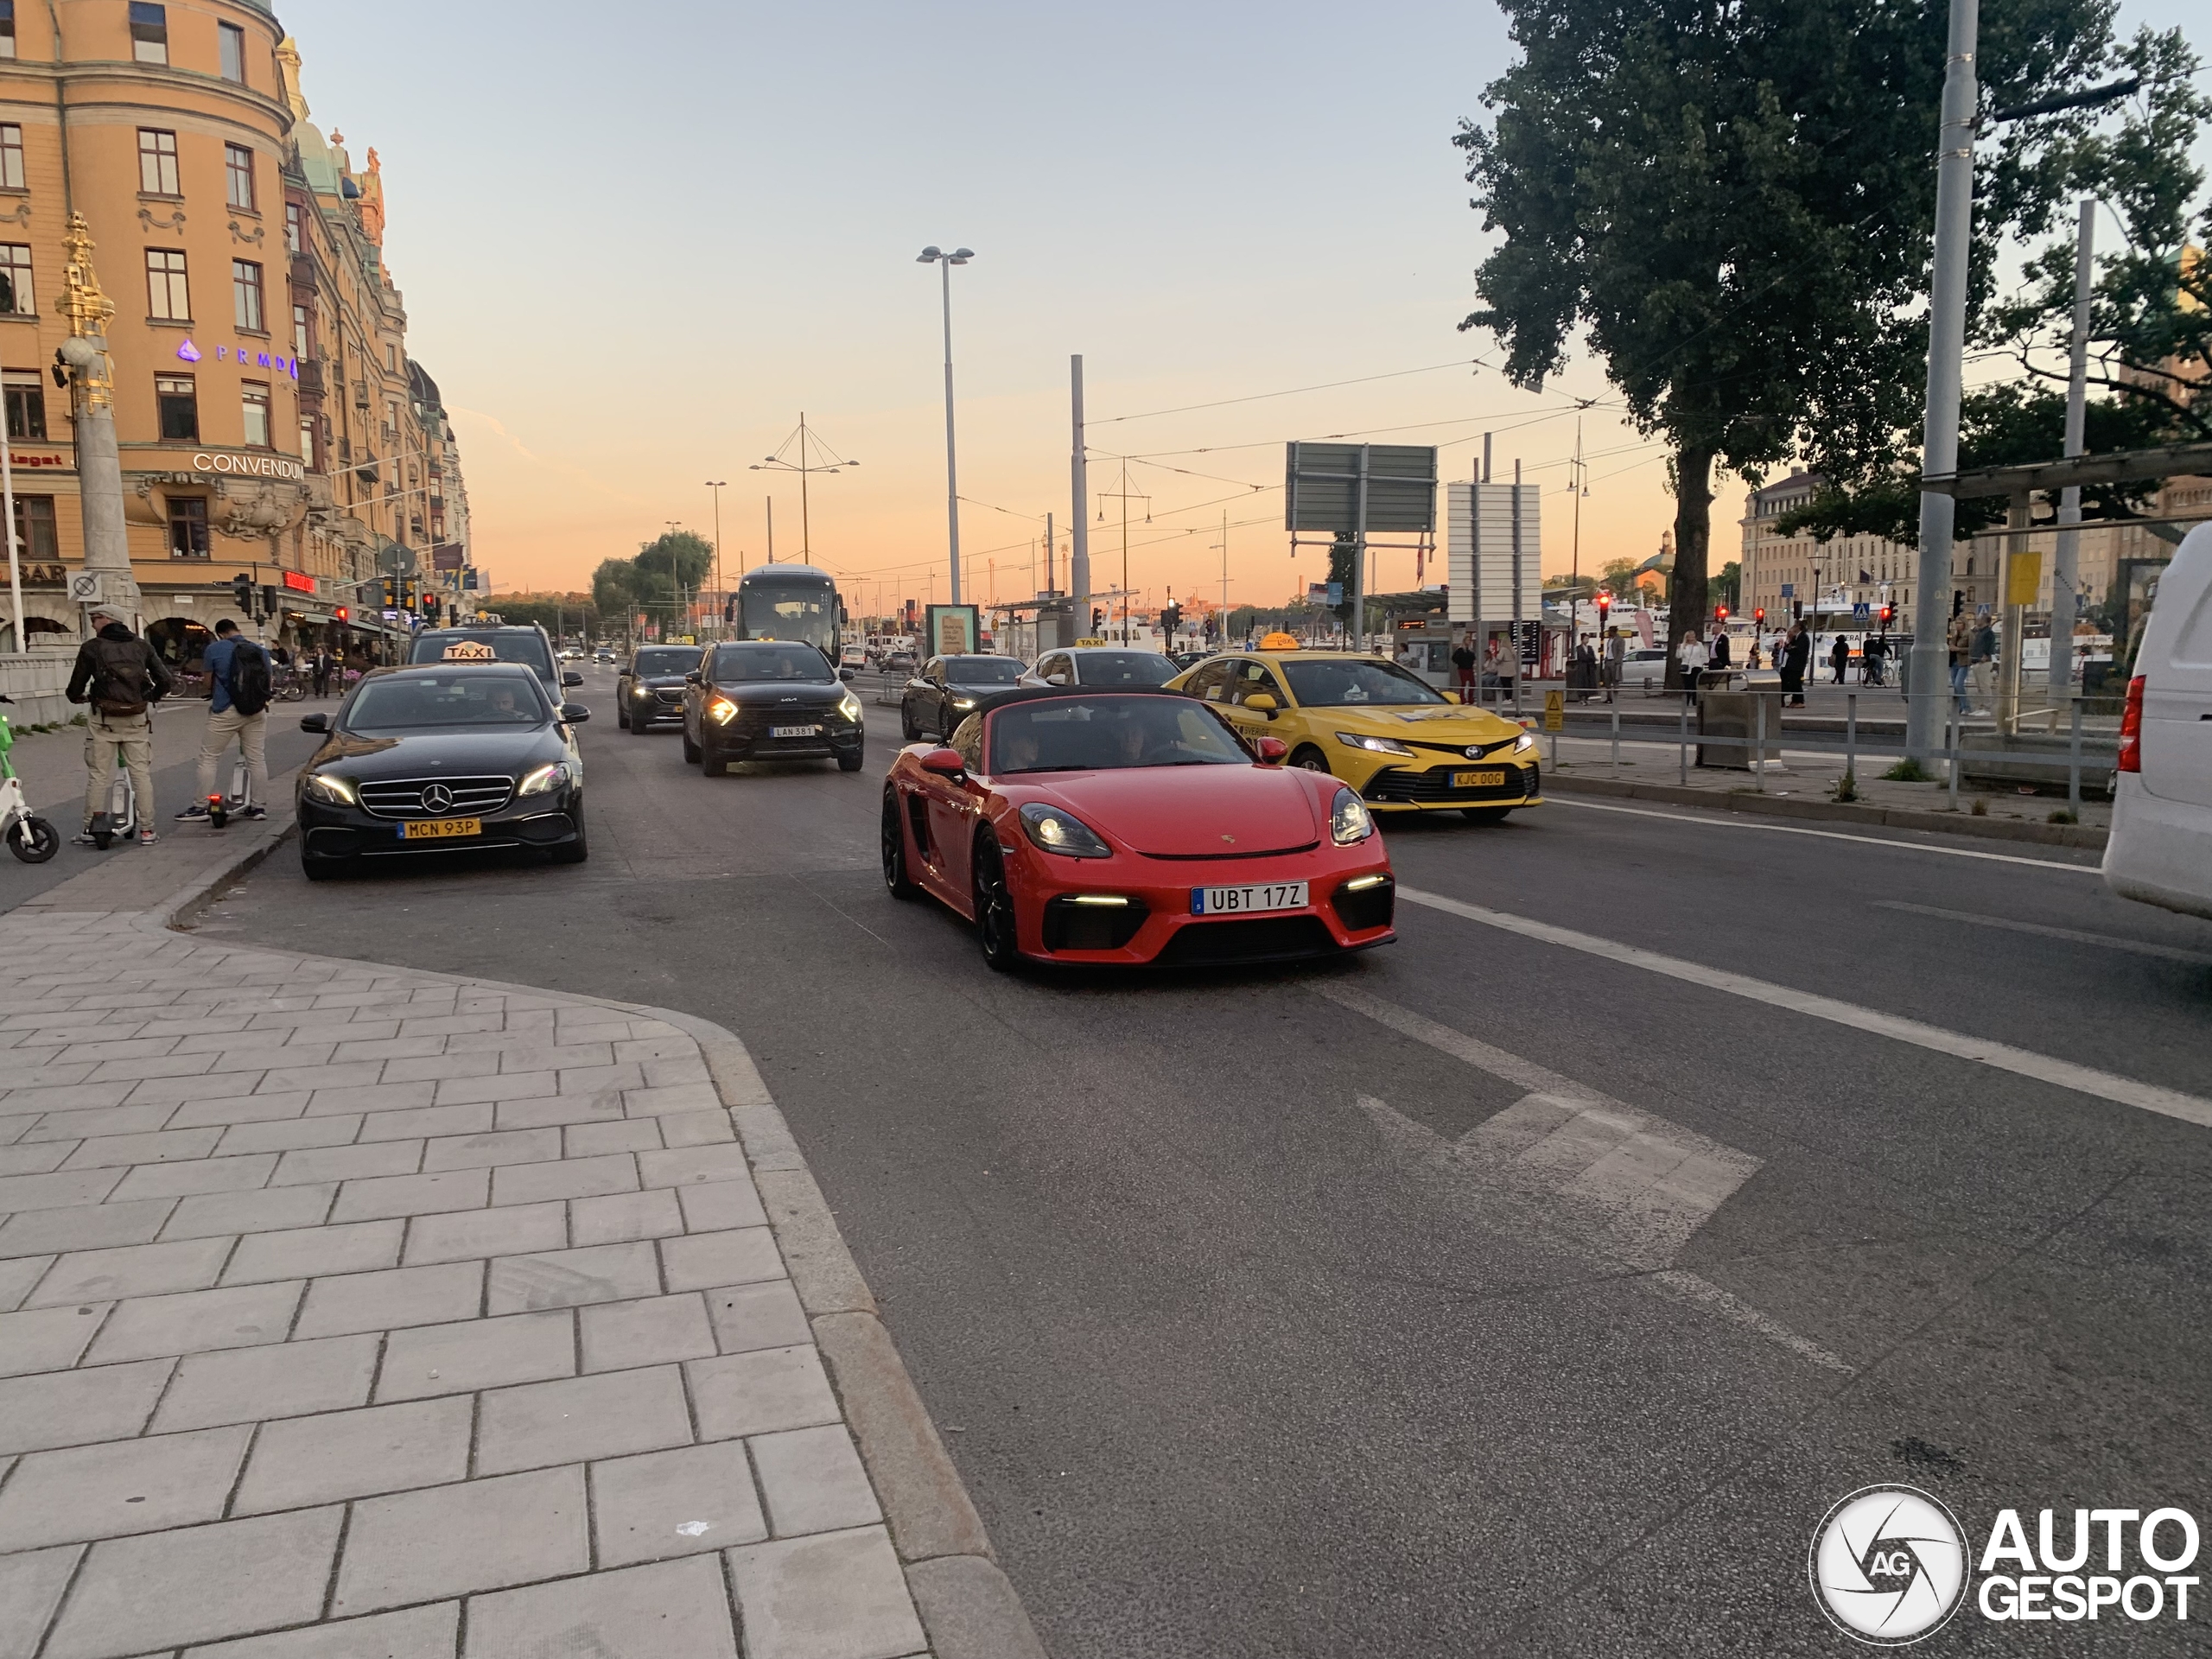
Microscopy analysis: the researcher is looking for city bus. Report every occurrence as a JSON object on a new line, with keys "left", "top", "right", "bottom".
{"left": 734, "top": 563, "right": 841, "bottom": 660}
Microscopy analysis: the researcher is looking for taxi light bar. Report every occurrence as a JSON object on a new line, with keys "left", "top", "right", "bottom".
{"left": 1068, "top": 894, "right": 1130, "bottom": 906}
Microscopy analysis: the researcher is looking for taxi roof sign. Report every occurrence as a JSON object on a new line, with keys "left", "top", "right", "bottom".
{"left": 441, "top": 641, "right": 498, "bottom": 660}
{"left": 1258, "top": 631, "right": 1301, "bottom": 651}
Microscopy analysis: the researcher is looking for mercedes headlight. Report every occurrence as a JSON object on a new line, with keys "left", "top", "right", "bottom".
{"left": 838, "top": 691, "right": 863, "bottom": 722}
{"left": 1336, "top": 731, "right": 1414, "bottom": 756}
{"left": 1330, "top": 788, "right": 1375, "bottom": 845}
{"left": 1019, "top": 802, "right": 1113, "bottom": 859}
{"left": 1512, "top": 732, "right": 1535, "bottom": 753}
{"left": 302, "top": 773, "right": 355, "bottom": 805}
{"left": 707, "top": 696, "right": 740, "bottom": 726}
{"left": 518, "top": 762, "right": 571, "bottom": 797}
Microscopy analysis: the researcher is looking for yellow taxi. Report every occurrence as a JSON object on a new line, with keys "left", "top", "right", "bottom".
{"left": 1168, "top": 647, "right": 1542, "bottom": 821}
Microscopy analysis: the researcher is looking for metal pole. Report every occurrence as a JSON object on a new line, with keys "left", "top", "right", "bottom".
{"left": 1044, "top": 512, "right": 1054, "bottom": 597}
{"left": 3, "top": 397, "right": 21, "bottom": 660}
{"left": 1948, "top": 704, "right": 1961, "bottom": 810}
{"left": 1352, "top": 446, "right": 1370, "bottom": 656}
{"left": 1757, "top": 693, "right": 1768, "bottom": 790}
{"left": 1907, "top": 0, "right": 1980, "bottom": 765}
{"left": 1610, "top": 699, "right": 1619, "bottom": 770}
{"left": 1845, "top": 692, "right": 1856, "bottom": 790}
{"left": 1678, "top": 702, "right": 1688, "bottom": 786}
{"left": 766, "top": 498, "right": 774, "bottom": 563}
{"left": 1472, "top": 454, "right": 1485, "bottom": 708}
{"left": 1511, "top": 458, "right": 1524, "bottom": 716}
{"left": 2050, "top": 196, "right": 2094, "bottom": 700}
{"left": 2068, "top": 697, "right": 2082, "bottom": 815}
{"left": 1069, "top": 356, "right": 1090, "bottom": 609}
{"left": 940, "top": 268, "right": 961, "bottom": 605}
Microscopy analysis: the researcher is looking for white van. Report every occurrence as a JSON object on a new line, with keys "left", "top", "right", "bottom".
{"left": 2103, "top": 523, "right": 2212, "bottom": 920}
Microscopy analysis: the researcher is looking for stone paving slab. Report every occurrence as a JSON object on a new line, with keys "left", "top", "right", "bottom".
{"left": 0, "top": 904, "right": 1005, "bottom": 1659}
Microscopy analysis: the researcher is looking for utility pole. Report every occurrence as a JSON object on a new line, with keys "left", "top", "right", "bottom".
{"left": 704, "top": 480, "right": 727, "bottom": 638}
{"left": 766, "top": 499, "right": 774, "bottom": 563}
{"left": 1070, "top": 356, "right": 1090, "bottom": 610}
{"left": 1044, "top": 512, "right": 1055, "bottom": 595}
{"left": 2050, "top": 196, "right": 2094, "bottom": 699}
{"left": 1218, "top": 510, "right": 1229, "bottom": 645}
{"left": 1511, "top": 458, "right": 1524, "bottom": 715}
{"left": 1096, "top": 464, "right": 1148, "bottom": 644}
{"left": 1906, "top": 0, "right": 1979, "bottom": 764}
{"left": 1569, "top": 419, "right": 1585, "bottom": 647}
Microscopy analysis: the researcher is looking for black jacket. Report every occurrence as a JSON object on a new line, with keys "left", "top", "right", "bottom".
{"left": 66, "top": 622, "right": 173, "bottom": 709}
{"left": 1783, "top": 633, "right": 1813, "bottom": 673}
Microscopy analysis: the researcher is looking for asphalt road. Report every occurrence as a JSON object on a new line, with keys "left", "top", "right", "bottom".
{"left": 192, "top": 661, "right": 2212, "bottom": 1657}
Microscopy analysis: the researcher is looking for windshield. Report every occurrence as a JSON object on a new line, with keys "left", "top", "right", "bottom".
{"left": 713, "top": 645, "right": 834, "bottom": 683}
{"left": 1279, "top": 658, "right": 1447, "bottom": 708}
{"left": 346, "top": 672, "right": 550, "bottom": 732}
{"left": 1074, "top": 652, "right": 1177, "bottom": 685}
{"left": 740, "top": 581, "right": 837, "bottom": 652}
{"left": 988, "top": 696, "right": 1248, "bottom": 773}
{"left": 945, "top": 657, "right": 1024, "bottom": 685}
{"left": 632, "top": 648, "right": 697, "bottom": 677}
{"left": 410, "top": 632, "right": 553, "bottom": 678}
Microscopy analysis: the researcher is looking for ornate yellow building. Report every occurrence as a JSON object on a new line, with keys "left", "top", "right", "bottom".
{"left": 0, "top": 0, "right": 467, "bottom": 671}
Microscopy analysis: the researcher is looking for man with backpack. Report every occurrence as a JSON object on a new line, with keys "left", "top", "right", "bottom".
{"left": 65, "top": 603, "right": 172, "bottom": 847}
{"left": 177, "top": 618, "right": 270, "bottom": 823}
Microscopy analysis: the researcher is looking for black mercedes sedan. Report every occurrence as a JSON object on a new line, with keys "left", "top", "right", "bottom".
{"left": 900, "top": 654, "right": 1027, "bottom": 741}
{"left": 294, "top": 664, "right": 588, "bottom": 879}
{"left": 679, "top": 640, "right": 864, "bottom": 777}
{"left": 618, "top": 645, "right": 704, "bottom": 733}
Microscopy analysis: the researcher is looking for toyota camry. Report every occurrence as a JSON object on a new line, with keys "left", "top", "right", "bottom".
{"left": 881, "top": 687, "right": 1395, "bottom": 969}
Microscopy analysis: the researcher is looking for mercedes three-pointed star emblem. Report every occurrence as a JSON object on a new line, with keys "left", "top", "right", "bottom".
{"left": 421, "top": 784, "right": 454, "bottom": 814}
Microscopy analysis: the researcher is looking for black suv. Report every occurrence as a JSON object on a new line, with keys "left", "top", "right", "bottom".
{"left": 619, "top": 645, "right": 705, "bottom": 733}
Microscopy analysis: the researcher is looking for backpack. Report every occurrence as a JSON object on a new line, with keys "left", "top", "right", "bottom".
{"left": 228, "top": 641, "right": 272, "bottom": 716}
{"left": 87, "top": 635, "right": 155, "bottom": 717}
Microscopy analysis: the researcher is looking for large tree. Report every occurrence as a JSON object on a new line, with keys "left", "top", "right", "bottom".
{"left": 591, "top": 531, "right": 715, "bottom": 628}
{"left": 1455, "top": 0, "right": 2118, "bottom": 678}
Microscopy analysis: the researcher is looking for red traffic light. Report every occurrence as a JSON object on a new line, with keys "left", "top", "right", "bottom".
{"left": 334, "top": 606, "right": 348, "bottom": 622}
{"left": 1715, "top": 605, "right": 1729, "bottom": 620}
{"left": 1753, "top": 607, "right": 1766, "bottom": 622}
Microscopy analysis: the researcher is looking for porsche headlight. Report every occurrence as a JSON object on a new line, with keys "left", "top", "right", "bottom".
{"left": 1512, "top": 732, "right": 1535, "bottom": 754}
{"left": 1336, "top": 731, "right": 1414, "bottom": 756}
{"left": 302, "top": 773, "right": 355, "bottom": 805}
{"left": 838, "top": 691, "right": 864, "bottom": 722}
{"left": 707, "top": 696, "right": 740, "bottom": 726}
{"left": 518, "top": 762, "right": 571, "bottom": 797}
{"left": 1330, "top": 787, "right": 1375, "bottom": 845}
{"left": 1019, "top": 802, "right": 1113, "bottom": 859}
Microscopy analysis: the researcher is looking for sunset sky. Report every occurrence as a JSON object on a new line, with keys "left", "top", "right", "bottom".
{"left": 283, "top": 0, "right": 2203, "bottom": 614}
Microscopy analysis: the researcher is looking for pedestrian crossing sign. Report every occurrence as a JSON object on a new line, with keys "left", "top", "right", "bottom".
{"left": 1543, "top": 689, "right": 1564, "bottom": 732}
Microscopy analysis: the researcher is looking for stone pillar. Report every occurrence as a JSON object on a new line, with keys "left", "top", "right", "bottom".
{"left": 56, "top": 213, "right": 142, "bottom": 628}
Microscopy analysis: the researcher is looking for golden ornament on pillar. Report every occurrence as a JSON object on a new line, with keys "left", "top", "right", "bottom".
{"left": 55, "top": 213, "right": 118, "bottom": 410}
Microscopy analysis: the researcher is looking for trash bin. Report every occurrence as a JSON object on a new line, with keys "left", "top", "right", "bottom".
{"left": 1695, "top": 686, "right": 1783, "bottom": 770}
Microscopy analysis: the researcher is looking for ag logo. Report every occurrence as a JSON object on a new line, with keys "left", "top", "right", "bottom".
{"left": 1810, "top": 1485, "right": 1968, "bottom": 1645}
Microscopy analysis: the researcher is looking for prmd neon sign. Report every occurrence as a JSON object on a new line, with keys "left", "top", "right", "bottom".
{"left": 175, "top": 339, "right": 301, "bottom": 381}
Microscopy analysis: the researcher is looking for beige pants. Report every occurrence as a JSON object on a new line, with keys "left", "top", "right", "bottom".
{"left": 197, "top": 707, "right": 270, "bottom": 806}
{"left": 84, "top": 710, "right": 155, "bottom": 830}
{"left": 1969, "top": 660, "right": 1995, "bottom": 708}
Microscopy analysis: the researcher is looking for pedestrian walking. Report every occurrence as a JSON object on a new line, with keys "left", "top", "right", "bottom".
{"left": 175, "top": 619, "right": 271, "bottom": 823}
{"left": 310, "top": 645, "right": 334, "bottom": 698}
{"left": 1573, "top": 634, "right": 1599, "bottom": 701}
{"left": 1969, "top": 612, "right": 1998, "bottom": 714}
{"left": 64, "top": 603, "right": 171, "bottom": 847}
{"left": 1451, "top": 632, "right": 1478, "bottom": 703}
{"left": 1946, "top": 612, "right": 1972, "bottom": 714}
{"left": 1863, "top": 632, "right": 1889, "bottom": 687}
{"left": 1780, "top": 623, "right": 1811, "bottom": 706}
{"left": 1675, "top": 628, "right": 1708, "bottom": 703}
{"left": 1829, "top": 634, "right": 1850, "bottom": 685}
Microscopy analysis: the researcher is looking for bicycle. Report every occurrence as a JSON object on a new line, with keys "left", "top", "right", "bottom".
{"left": 0, "top": 696, "right": 60, "bottom": 863}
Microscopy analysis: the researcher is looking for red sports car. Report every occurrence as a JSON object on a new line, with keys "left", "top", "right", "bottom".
{"left": 881, "top": 687, "right": 1395, "bottom": 969}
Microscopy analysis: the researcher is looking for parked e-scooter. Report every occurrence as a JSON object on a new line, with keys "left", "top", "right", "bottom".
{"left": 0, "top": 696, "right": 60, "bottom": 862}
{"left": 86, "top": 747, "right": 138, "bottom": 849}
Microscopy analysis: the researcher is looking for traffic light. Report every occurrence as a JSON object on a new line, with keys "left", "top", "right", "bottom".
{"left": 260, "top": 584, "right": 277, "bottom": 620}
{"left": 334, "top": 606, "right": 349, "bottom": 623}
{"left": 1090, "top": 607, "right": 1104, "bottom": 633}
{"left": 232, "top": 573, "right": 253, "bottom": 613}
{"left": 1878, "top": 604, "right": 1893, "bottom": 626}
{"left": 1160, "top": 601, "right": 1181, "bottom": 639}
{"left": 380, "top": 578, "right": 397, "bottom": 609}
{"left": 1714, "top": 604, "right": 1728, "bottom": 623}
{"left": 1753, "top": 607, "right": 1765, "bottom": 624}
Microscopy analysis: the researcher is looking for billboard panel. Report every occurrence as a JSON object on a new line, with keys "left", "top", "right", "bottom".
{"left": 1285, "top": 443, "right": 1438, "bottom": 534}
{"left": 1445, "top": 482, "right": 1542, "bottom": 626}
{"left": 925, "top": 604, "right": 981, "bottom": 658}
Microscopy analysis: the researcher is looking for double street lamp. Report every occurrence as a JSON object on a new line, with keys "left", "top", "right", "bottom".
{"left": 917, "top": 245, "right": 973, "bottom": 607}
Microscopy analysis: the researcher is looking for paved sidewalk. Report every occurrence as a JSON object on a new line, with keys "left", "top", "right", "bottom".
{"left": 0, "top": 889, "right": 1032, "bottom": 1656}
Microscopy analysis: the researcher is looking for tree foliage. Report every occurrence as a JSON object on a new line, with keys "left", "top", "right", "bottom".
{"left": 489, "top": 593, "right": 600, "bottom": 640}
{"left": 590, "top": 532, "right": 716, "bottom": 623}
{"left": 1456, "top": 0, "right": 2122, "bottom": 667}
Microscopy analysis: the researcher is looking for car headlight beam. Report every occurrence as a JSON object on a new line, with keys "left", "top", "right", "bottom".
{"left": 707, "top": 696, "right": 740, "bottom": 726}
{"left": 1019, "top": 802, "right": 1113, "bottom": 859}
{"left": 838, "top": 691, "right": 864, "bottom": 722}
{"left": 1336, "top": 731, "right": 1414, "bottom": 756}
{"left": 1512, "top": 732, "right": 1535, "bottom": 754}
{"left": 1330, "top": 787, "right": 1376, "bottom": 845}
{"left": 302, "top": 773, "right": 356, "bottom": 805}
{"left": 518, "top": 762, "right": 571, "bottom": 798}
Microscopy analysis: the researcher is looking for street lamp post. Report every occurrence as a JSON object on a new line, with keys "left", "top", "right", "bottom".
{"left": 751, "top": 416, "right": 856, "bottom": 563}
{"left": 704, "top": 480, "right": 727, "bottom": 637}
{"left": 917, "top": 246, "right": 973, "bottom": 607}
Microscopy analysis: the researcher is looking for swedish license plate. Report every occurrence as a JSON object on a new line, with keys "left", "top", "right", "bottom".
{"left": 769, "top": 724, "right": 820, "bottom": 739}
{"left": 399, "top": 817, "right": 481, "bottom": 841}
{"left": 1192, "top": 880, "right": 1307, "bottom": 916}
{"left": 1454, "top": 770, "right": 1507, "bottom": 789}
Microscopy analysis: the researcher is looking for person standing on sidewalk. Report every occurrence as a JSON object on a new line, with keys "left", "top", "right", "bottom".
{"left": 1946, "top": 611, "right": 1973, "bottom": 714}
{"left": 310, "top": 645, "right": 334, "bottom": 698}
{"left": 176, "top": 619, "right": 271, "bottom": 823}
{"left": 1968, "top": 611, "right": 1998, "bottom": 715}
{"left": 1829, "top": 633, "right": 1851, "bottom": 684}
{"left": 1451, "top": 632, "right": 1478, "bottom": 702}
{"left": 1781, "top": 622, "right": 1811, "bottom": 706}
{"left": 64, "top": 603, "right": 171, "bottom": 847}
{"left": 1675, "top": 628, "right": 1708, "bottom": 703}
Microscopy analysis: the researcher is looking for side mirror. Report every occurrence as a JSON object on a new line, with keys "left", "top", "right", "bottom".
{"left": 838, "top": 667, "right": 856, "bottom": 682}
{"left": 1441, "top": 689, "right": 1462, "bottom": 704}
{"left": 563, "top": 671, "right": 583, "bottom": 687}
{"left": 299, "top": 713, "right": 329, "bottom": 734}
{"left": 1046, "top": 673, "right": 1068, "bottom": 686}
{"left": 919, "top": 747, "right": 966, "bottom": 779}
{"left": 685, "top": 671, "right": 702, "bottom": 684}
{"left": 561, "top": 703, "right": 590, "bottom": 722}
{"left": 1254, "top": 735, "right": 1288, "bottom": 766}
{"left": 1243, "top": 693, "right": 1278, "bottom": 715}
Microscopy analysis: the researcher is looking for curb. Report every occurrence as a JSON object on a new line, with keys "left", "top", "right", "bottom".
{"left": 143, "top": 841, "right": 1049, "bottom": 1659}
{"left": 1544, "top": 772, "right": 2109, "bottom": 851}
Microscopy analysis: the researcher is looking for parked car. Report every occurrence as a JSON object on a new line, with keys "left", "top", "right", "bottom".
{"left": 900, "top": 655, "right": 1027, "bottom": 741}
{"left": 2105, "top": 521, "right": 2212, "bottom": 920}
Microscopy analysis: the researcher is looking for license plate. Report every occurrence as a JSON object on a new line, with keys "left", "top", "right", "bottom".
{"left": 399, "top": 817, "right": 481, "bottom": 841}
{"left": 1192, "top": 880, "right": 1307, "bottom": 916}
{"left": 1454, "top": 770, "right": 1507, "bottom": 788}
{"left": 769, "top": 724, "right": 820, "bottom": 739}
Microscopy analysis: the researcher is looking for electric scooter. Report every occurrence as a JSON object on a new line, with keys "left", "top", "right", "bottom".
{"left": 0, "top": 696, "right": 59, "bottom": 863}
{"left": 86, "top": 747, "right": 138, "bottom": 850}
{"left": 206, "top": 756, "right": 255, "bottom": 830}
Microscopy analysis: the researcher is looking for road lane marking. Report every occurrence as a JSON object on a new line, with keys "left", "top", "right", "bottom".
{"left": 1872, "top": 900, "right": 2212, "bottom": 967}
{"left": 1394, "top": 886, "right": 2212, "bottom": 1129}
{"left": 1548, "top": 796, "right": 2100, "bottom": 872}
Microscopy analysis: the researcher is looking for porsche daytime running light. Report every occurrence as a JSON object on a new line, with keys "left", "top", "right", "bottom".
{"left": 1342, "top": 873, "right": 1389, "bottom": 891}
{"left": 1019, "top": 802, "right": 1113, "bottom": 859}
{"left": 707, "top": 696, "right": 740, "bottom": 726}
{"left": 1336, "top": 731, "right": 1414, "bottom": 756}
{"left": 1330, "top": 788, "right": 1375, "bottom": 845}
{"left": 518, "top": 762, "right": 571, "bottom": 797}
{"left": 302, "top": 774, "right": 356, "bottom": 805}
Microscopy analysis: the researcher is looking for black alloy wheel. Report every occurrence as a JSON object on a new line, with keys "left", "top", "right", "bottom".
{"left": 6, "top": 816, "right": 59, "bottom": 863}
{"left": 972, "top": 834, "right": 1020, "bottom": 972}
{"left": 880, "top": 790, "right": 916, "bottom": 898}
{"left": 900, "top": 705, "right": 919, "bottom": 741}
{"left": 616, "top": 703, "right": 630, "bottom": 730}
{"left": 702, "top": 751, "right": 728, "bottom": 779}
{"left": 627, "top": 699, "right": 650, "bottom": 736}
{"left": 1291, "top": 746, "right": 1332, "bottom": 773}
{"left": 837, "top": 748, "right": 864, "bottom": 773}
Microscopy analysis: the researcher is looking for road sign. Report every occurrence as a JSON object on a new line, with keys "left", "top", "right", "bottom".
{"left": 1542, "top": 689, "right": 1564, "bottom": 732}
{"left": 1853, "top": 601, "right": 1871, "bottom": 619}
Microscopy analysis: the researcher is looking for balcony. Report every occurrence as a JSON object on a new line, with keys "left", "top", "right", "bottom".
{"left": 296, "top": 359, "right": 325, "bottom": 397}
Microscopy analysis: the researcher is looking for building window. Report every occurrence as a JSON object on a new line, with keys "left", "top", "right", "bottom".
{"left": 12, "top": 493, "right": 55, "bottom": 560}
{"left": 0, "top": 124, "right": 22, "bottom": 189}
{"left": 292, "top": 302, "right": 309, "bottom": 357}
{"left": 219, "top": 20, "right": 245, "bottom": 84}
{"left": 129, "top": 2, "right": 167, "bottom": 65}
{"left": 0, "top": 244, "right": 30, "bottom": 315}
{"left": 241, "top": 380, "right": 270, "bottom": 447}
{"left": 145, "top": 248, "right": 189, "bottom": 320}
{"left": 384, "top": 399, "right": 397, "bottom": 443}
{"left": 0, "top": 2, "right": 15, "bottom": 61}
{"left": 385, "top": 343, "right": 397, "bottom": 372}
{"left": 225, "top": 144, "right": 255, "bottom": 211}
{"left": 138, "top": 129, "right": 180, "bottom": 196}
{"left": 299, "top": 416, "right": 315, "bottom": 470}
{"left": 156, "top": 373, "right": 198, "bottom": 442}
{"left": 284, "top": 201, "right": 302, "bottom": 253}
{"left": 4, "top": 376, "right": 45, "bottom": 440}
{"left": 232, "top": 259, "right": 264, "bottom": 331}
{"left": 168, "top": 497, "right": 209, "bottom": 559}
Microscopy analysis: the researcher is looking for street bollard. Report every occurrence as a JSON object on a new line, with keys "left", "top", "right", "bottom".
{"left": 2069, "top": 697, "right": 2083, "bottom": 815}
{"left": 1611, "top": 701, "right": 1620, "bottom": 770}
{"left": 1948, "top": 705, "right": 1961, "bottom": 811}
{"left": 1679, "top": 703, "right": 1688, "bottom": 786}
{"left": 1754, "top": 694, "right": 1766, "bottom": 791}
{"left": 1845, "top": 693, "right": 1856, "bottom": 792}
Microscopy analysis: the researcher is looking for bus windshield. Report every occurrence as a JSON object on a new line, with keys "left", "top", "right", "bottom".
{"left": 738, "top": 574, "right": 837, "bottom": 657}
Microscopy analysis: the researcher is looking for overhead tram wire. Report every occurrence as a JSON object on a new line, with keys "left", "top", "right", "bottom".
{"left": 1090, "top": 358, "right": 1488, "bottom": 427}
